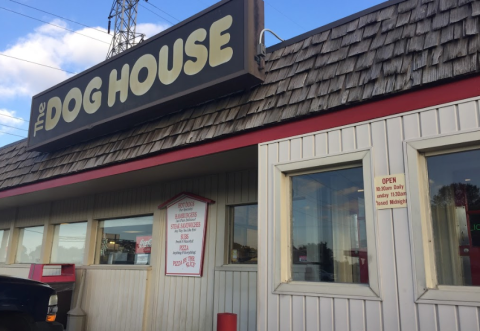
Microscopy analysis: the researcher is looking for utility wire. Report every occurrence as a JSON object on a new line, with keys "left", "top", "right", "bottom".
{"left": 0, "top": 123, "right": 28, "bottom": 132}
{"left": 264, "top": 1, "right": 306, "bottom": 30}
{"left": 0, "top": 53, "right": 76, "bottom": 74}
{"left": 6, "top": 0, "right": 110, "bottom": 35}
{"left": 0, "top": 7, "right": 111, "bottom": 45}
{"left": 0, "top": 113, "right": 28, "bottom": 123}
{"left": 0, "top": 130, "right": 26, "bottom": 138}
{"left": 145, "top": 1, "right": 180, "bottom": 22}
{"left": 139, "top": 3, "right": 174, "bottom": 26}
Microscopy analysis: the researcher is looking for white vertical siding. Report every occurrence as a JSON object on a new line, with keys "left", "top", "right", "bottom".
{"left": 0, "top": 265, "right": 30, "bottom": 278}
{"left": 50, "top": 196, "right": 93, "bottom": 224}
{"left": 0, "top": 168, "right": 258, "bottom": 331}
{"left": 213, "top": 169, "right": 258, "bottom": 331}
{"left": 259, "top": 96, "right": 480, "bottom": 330}
{"left": 80, "top": 268, "right": 149, "bottom": 331}
{"left": 93, "top": 186, "right": 153, "bottom": 219}
{"left": 0, "top": 208, "right": 15, "bottom": 229}
{"left": 16, "top": 203, "right": 50, "bottom": 227}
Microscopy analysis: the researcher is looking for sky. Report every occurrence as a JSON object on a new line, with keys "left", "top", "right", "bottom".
{"left": 0, "top": 0, "right": 386, "bottom": 148}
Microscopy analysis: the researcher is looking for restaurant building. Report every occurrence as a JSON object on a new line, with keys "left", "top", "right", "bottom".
{"left": 1, "top": 0, "right": 480, "bottom": 330}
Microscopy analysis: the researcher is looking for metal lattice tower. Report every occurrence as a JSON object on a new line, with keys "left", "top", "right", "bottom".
{"left": 106, "top": 0, "right": 144, "bottom": 59}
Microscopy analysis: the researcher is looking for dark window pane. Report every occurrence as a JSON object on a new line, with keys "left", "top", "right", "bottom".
{"left": 96, "top": 215, "right": 153, "bottom": 265}
{"left": 51, "top": 222, "right": 87, "bottom": 265}
{"left": 427, "top": 149, "right": 480, "bottom": 286}
{"left": 291, "top": 167, "right": 368, "bottom": 284}
{"left": 230, "top": 205, "right": 258, "bottom": 264}
{"left": 15, "top": 226, "right": 44, "bottom": 264}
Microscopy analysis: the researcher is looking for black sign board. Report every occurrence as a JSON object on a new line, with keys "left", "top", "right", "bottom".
{"left": 28, "top": 0, "right": 264, "bottom": 151}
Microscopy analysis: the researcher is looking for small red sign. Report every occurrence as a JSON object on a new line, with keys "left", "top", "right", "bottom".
{"left": 136, "top": 236, "right": 152, "bottom": 254}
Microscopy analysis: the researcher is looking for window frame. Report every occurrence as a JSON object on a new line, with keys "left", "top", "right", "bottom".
{"left": 50, "top": 221, "right": 88, "bottom": 265}
{"left": 94, "top": 214, "right": 154, "bottom": 266}
{"left": 14, "top": 225, "right": 45, "bottom": 264}
{"left": 0, "top": 228, "right": 10, "bottom": 264}
{"left": 405, "top": 129, "right": 480, "bottom": 305}
{"left": 225, "top": 203, "right": 259, "bottom": 266}
{"left": 272, "top": 149, "right": 380, "bottom": 298}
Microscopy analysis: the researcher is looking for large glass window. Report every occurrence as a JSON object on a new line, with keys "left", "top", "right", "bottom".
{"left": 51, "top": 222, "right": 87, "bottom": 265}
{"left": 427, "top": 149, "right": 480, "bottom": 286}
{"left": 96, "top": 215, "right": 153, "bottom": 265}
{"left": 291, "top": 166, "right": 368, "bottom": 284}
{"left": 229, "top": 204, "right": 258, "bottom": 264}
{"left": 15, "top": 226, "right": 44, "bottom": 263}
{"left": 0, "top": 230, "right": 10, "bottom": 263}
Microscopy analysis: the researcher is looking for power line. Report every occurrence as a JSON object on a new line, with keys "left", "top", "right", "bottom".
{"left": 0, "top": 130, "right": 26, "bottom": 138}
{"left": 0, "top": 112, "right": 28, "bottom": 123}
{"left": 145, "top": 1, "right": 180, "bottom": 22}
{"left": 264, "top": 1, "right": 306, "bottom": 31}
{"left": 0, "top": 123, "right": 28, "bottom": 132}
{"left": 139, "top": 3, "right": 174, "bottom": 26}
{"left": 6, "top": 0, "right": 110, "bottom": 35}
{"left": 0, "top": 6, "right": 111, "bottom": 45}
{"left": 0, "top": 53, "right": 76, "bottom": 74}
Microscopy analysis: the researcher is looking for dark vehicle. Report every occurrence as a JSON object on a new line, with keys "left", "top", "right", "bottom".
{"left": 0, "top": 275, "right": 63, "bottom": 331}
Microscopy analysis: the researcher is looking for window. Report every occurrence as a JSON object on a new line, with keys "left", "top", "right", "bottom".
{"left": 229, "top": 204, "right": 258, "bottom": 264}
{"left": 51, "top": 222, "right": 87, "bottom": 265}
{"left": 427, "top": 149, "right": 480, "bottom": 287}
{"left": 291, "top": 167, "right": 368, "bottom": 284}
{"left": 271, "top": 150, "right": 379, "bottom": 297}
{"left": 15, "top": 226, "right": 44, "bottom": 263}
{"left": 406, "top": 130, "right": 480, "bottom": 303}
{"left": 0, "top": 229, "right": 9, "bottom": 263}
{"left": 95, "top": 215, "right": 153, "bottom": 265}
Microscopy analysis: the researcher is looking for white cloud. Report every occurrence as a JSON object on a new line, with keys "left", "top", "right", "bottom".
{"left": 0, "top": 109, "right": 26, "bottom": 138}
{"left": 0, "top": 19, "right": 168, "bottom": 99}
{"left": 137, "top": 22, "right": 171, "bottom": 40}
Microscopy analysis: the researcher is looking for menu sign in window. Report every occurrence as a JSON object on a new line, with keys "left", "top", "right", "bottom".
{"left": 374, "top": 174, "right": 407, "bottom": 209}
{"left": 161, "top": 193, "right": 214, "bottom": 276}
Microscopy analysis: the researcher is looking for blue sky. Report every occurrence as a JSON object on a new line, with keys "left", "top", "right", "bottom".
{"left": 0, "top": 0, "right": 385, "bottom": 148}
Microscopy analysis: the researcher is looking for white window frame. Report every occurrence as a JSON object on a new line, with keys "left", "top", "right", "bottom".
{"left": 272, "top": 149, "right": 380, "bottom": 299}
{"left": 223, "top": 203, "right": 259, "bottom": 268}
{"left": 50, "top": 221, "right": 88, "bottom": 265}
{"left": 405, "top": 129, "right": 480, "bottom": 305}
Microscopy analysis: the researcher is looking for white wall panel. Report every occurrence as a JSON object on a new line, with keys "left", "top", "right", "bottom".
{"left": 51, "top": 196, "right": 93, "bottom": 224}
{"left": 93, "top": 186, "right": 153, "bottom": 219}
{"left": 259, "top": 96, "right": 480, "bottom": 331}
{"left": 458, "top": 101, "right": 478, "bottom": 131}
{"left": 437, "top": 305, "right": 457, "bottom": 331}
{"left": 0, "top": 208, "right": 15, "bottom": 229}
{"left": 438, "top": 106, "right": 457, "bottom": 134}
{"left": 458, "top": 306, "right": 480, "bottom": 331}
{"left": 0, "top": 266, "right": 29, "bottom": 278}
{"left": 81, "top": 268, "right": 148, "bottom": 331}
{"left": 16, "top": 203, "right": 50, "bottom": 227}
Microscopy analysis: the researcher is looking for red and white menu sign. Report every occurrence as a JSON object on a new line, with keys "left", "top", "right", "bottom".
{"left": 161, "top": 193, "right": 214, "bottom": 277}
{"left": 136, "top": 236, "right": 152, "bottom": 254}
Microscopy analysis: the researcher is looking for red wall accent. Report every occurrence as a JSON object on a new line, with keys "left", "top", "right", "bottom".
{"left": 2, "top": 75, "right": 480, "bottom": 199}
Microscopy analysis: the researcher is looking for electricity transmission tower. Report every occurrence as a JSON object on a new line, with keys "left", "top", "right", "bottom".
{"left": 106, "top": 0, "right": 145, "bottom": 59}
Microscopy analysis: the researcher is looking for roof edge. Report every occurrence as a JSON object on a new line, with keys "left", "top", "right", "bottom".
{"left": 266, "top": 0, "right": 406, "bottom": 53}
{"left": 2, "top": 74, "right": 480, "bottom": 200}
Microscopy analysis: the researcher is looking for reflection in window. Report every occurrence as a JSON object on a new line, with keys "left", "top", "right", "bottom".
{"left": 427, "top": 149, "right": 480, "bottom": 286}
{"left": 15, "top": 226, "right": 44, "bottom": 263}
{"left": 229, "top": 205, "right": 258, "bottom": 264}
{"left": 51, "top": 222, "right": 87, "bottom": 265}
{"left": 291, "top": 167, "right": 368, "bottom": 284}
{"left": 0, "top": 230, "right": 9, "bottom": 263}
{"left": 96, "top": 215, "right": 153, "bottom": 265}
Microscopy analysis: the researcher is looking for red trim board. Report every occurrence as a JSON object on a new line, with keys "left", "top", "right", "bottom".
{"left": 2, "top": 75, "right": 480, "bottom": 199}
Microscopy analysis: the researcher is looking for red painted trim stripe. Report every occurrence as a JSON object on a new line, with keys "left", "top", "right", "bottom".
{"left": 2, "top": 75, "right": 480, "bottom": 199}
